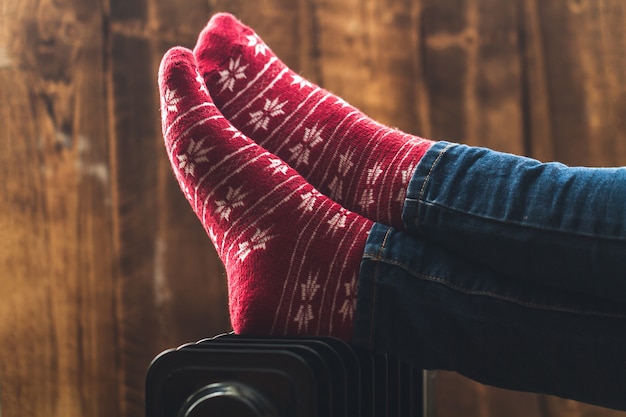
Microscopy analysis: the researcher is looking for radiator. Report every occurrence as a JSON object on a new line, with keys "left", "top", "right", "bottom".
{"left": 146, "top": 334, "right": 432, "bottom": 417}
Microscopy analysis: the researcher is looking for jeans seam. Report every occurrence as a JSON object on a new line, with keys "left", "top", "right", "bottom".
{"left": 361, "top": 254, "right": 626, "bottom": 319}
{"left": 417, "top": 143, "right": 455, "bottom": 202}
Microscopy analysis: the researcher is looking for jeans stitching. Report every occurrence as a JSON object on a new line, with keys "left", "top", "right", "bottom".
{"left": 361, "top": 253, "right": 626, "bottom": 318}
{"left": 418, "top": 143, "right": 455, "bottom": 202}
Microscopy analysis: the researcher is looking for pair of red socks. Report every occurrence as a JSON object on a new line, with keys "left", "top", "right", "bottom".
{"left": 159, "top": 13, "right": 433, "bottom": 341}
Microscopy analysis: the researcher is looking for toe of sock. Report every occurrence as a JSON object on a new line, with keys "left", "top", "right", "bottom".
{"left": 207, "top": 12, "right": 243, "bottom": 33}
{"left": 158, "top": 46, "right": 216, "bottom": 144}
{"left": 158, "top": 47, "right": 196, "bottom": 94}
{"left": 193, "top": 12, "right": 253, "bottom": 72}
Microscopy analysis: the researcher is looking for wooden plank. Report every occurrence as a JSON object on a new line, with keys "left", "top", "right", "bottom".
{"left": 435, "top": 371, "right": 544, "bottom": 417}
{"left": 295, "top": 0, "right": 423, "bottom": 134}
{"left": 518, "top": 0, "right": 556, "bottom": 161}
{"left": 357, "top": 0, "right": 425, "bottom": 133}
{"left": 0, "top": 0, "right": 119, "bottom": 416}
{"left": 541, "top": 396, "right": 626, "bottom": 417}
{"left": 421, "top": 0, "right": 524, "bottom": 153}
{"left": 307, "top": 0, "right": 370, "bottom": 112}
{"left": 536, "top": 0, "right": 626, "bottom": 166}
{"left": 420, "top": 0, "right": 470, "bottom": 143}
{"left": 110, "top": 32, "right": 161, "bottom": 417}
{"left": 473, "top": 0, "right": 524, "bottom": 154}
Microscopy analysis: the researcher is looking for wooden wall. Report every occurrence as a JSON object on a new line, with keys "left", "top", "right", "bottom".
{"left": 1, "top": 0, "right": 625, "bottom": 416}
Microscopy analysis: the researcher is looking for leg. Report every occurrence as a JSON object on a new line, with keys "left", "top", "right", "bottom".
{"left": 160, "top": 48, "right": 626, "bottom": 409}
{"left": 159, "top": 47, "right": 372, "bottom": 340}
{"left": 194, "top": 14, "right": 626, "bottom": 303}
{"left": 404, "top": 142, "right": 626, "bottom": 302}
{"left": 356, "top": 223, "right": 626, "bottom": 411}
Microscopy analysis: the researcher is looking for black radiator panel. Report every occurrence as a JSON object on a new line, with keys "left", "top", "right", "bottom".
{"left": 146, "top": 334, "right": 425, "bottom": 417}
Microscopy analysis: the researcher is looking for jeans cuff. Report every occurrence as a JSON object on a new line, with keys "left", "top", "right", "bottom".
{"left": 402, "top": 141, "right": 454, "bottom": 233}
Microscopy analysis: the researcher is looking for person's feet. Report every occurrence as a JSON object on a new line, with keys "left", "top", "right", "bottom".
{"left": 159, "top": 47, "right": 373, "bottom": 340}
{"left": 194, "top": 13, "right": 433, "bottom": 230}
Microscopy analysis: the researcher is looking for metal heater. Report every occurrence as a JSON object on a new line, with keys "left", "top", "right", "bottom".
{"left": 146, "top": 334, "right": 431, "bottom": 417}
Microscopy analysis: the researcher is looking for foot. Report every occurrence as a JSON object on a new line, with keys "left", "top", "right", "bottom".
{"left": 194, "top": 13, "right": 433, "bottom": 230}
{"left": 159, "top": 47, "right": 373, "bottom": 341}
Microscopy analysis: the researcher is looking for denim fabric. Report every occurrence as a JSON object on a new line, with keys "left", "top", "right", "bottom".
{"left": 353, "top": 143, "right": 626, "bottom": 410}
{"left": 353, "top": 224, "right": 626, "bottom": 410}
{"left": 403, "top": 142, "right": 626, "bottom": 302}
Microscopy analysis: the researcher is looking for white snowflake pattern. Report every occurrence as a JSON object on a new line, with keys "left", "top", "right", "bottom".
{"left": 218, "top": 56, "right": 248, "bottom": 92}
{"left": 327, "top": 210, "right": 348, "bottom": 235}
{"left": 327, "top": 176, "right": 343, "bottom": 201}
{"left": 359, "top": 189, "right": 375, "bottom": 209}
{"left": 246, "top": 34, "right": 268, "bottom": 56}
{"left": 195, "top": 70, "right": 210, "bottom": 96}
{"left": 291, "top": 74, "right": 312, "bottom": 89}
{"left": 366, "top": 162, "right": 384, "bottom": 185}
{"left": 214, "top": 186, "right": 248, "bottom": 221}
{"left": 337, "top": 150, "right": 355, "bottom": 176}
{"left": 248, "top": 97, "right": 288, "bottom": 132}
{"left": 357, "top": 162, "right": 383, "bottom": 208}
{"left": 162, "top": 87, "right": 182, "bottom": 113}
{"left": 396, "top": 163, "right": 416, "bottom": 202}
{"left": 300, "top": 272, "right": 321, "bottom": 301}
{"left": 293, "top": 272, "right": 321, "bottom": 332}
{"left": 338, "top": 275, "right": 357, "bottom": 321}
{"left": 268, "top": 158, "right": 289, "bottom": 175}
{"left": 177, "top": 139, "right": 210, "bottom": 177}
{"left": 400, "top": 163, "right": 416, "bottom": 183}
{"left": 298, "top": 190, "right": 318, "bottom": 212}
{"left": 293, "top": 305, "right": 314, "bottom": 332}
{"left": 288, "top": 124, "right": 324, "bottom": 167}
{"left": 236, "top": 227, "right": 275, "bottom": 261}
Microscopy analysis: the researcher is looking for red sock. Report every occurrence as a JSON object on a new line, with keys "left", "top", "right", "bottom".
{"left": 159, "top": 47, "right": 373, "bottom": 341}
{"left": 194, "top": 13, "right": 433, "bottom": 230}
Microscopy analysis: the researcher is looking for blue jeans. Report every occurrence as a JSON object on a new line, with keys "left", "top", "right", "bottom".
{"left": 353, "top": 142, "right": 626, "bottom": 410}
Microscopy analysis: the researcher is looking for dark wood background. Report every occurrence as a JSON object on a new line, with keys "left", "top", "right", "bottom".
{"left": 1, "top": 0, "right": 625, "bottom": 416}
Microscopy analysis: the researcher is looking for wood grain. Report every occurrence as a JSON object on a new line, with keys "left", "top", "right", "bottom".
{"left": 535, "top": 0, "right": 626, "bottom": 166}
{"left": 1, "top": 0, "right": 626, "bottom": 416}
{"left": 0, "top": 0, "right": 119, "bottom": 416}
